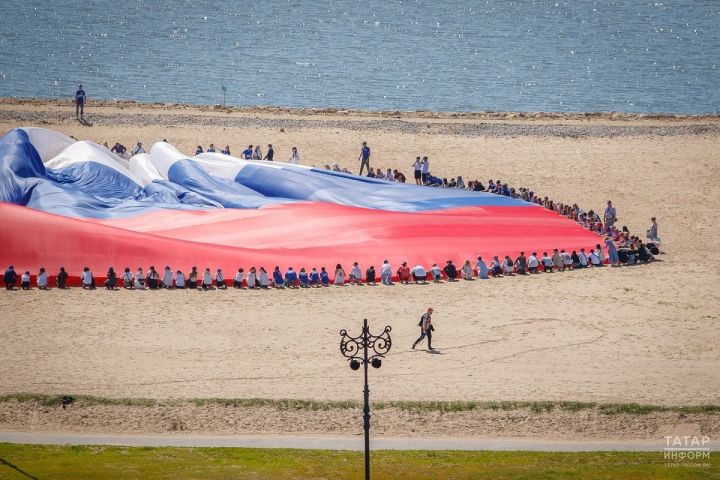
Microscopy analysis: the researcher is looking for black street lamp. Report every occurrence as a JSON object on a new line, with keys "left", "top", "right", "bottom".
{"left": 339, "top": 318, "right": 392, "bottom": 480}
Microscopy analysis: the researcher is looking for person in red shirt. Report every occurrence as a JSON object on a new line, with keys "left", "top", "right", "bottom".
{"left": 396, "top": 261, "right": 410, "bottom": 284}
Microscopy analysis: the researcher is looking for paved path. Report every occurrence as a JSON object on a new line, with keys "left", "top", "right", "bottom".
{"left": 2, "top": 432, "right": 706, "bottom": 452}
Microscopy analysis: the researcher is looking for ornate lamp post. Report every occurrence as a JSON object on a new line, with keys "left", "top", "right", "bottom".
{"left": 339, "top": 318, "right": 392, "bottom": 480}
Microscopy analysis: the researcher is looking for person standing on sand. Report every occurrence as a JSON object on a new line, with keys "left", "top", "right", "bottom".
{"left": 412, "top": 157, "right": 422, "bottom": 185}
{"left": 358, "top": 141, "right": 371, "bottom": 175}
{"left": 420, "top": 156, "right": 430, "bottom": 185}
{"left": 604, "top": 200, "right": 617, "bottom": 228}
{"left": 289, "top": 146, "right": 300, "bottom": 164}
{"left": 412, "top": 307, "right": 434, "bottom": 351}
{"left": 75, "top": 84, "right": 86, "bottom": 118}
{"left": 264, "top": 144, "right": 274, "bottom": 161}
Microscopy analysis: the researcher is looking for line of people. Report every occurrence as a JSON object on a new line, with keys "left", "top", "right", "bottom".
{"left": 3, "top": 238, "right": 658, "bottom": 291}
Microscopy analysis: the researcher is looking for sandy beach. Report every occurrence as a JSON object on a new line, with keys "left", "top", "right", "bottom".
{"left": 0, "top": 99, "right": 718, "bottom": 440}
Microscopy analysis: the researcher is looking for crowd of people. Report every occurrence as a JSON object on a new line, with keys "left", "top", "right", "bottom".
{"left": 98, "top": 137, "right": 657, "bottom": 243}
{"left": 3, "top": 224, "right": 660, "bottom": 291}
{"left": 58, "top": 140, "right": 662, "bottom": 293}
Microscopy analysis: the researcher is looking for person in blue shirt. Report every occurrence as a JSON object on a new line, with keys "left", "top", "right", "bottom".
{"left": 298, "top": 268, "right": 309, "bottom": 288}
{"left": 272, "top": 266, "right": 284, "bottom": 288}
{"left": 242, "top": 145, "right": 253, "bottom": 159}
{"left": 320, "top": 267, "right": 330, "bottom": 286}
{"left": 221, "top": 145, "right": 231, "bottom": 155}
{"left": 309, "top": 267, "right": 320, "bottom": 287}
{"left": 207, "top": 144, "right": 216, "bottom": 153}
{"left": 358, "top": 141, "right": 371, "bottom": 175}
{"left": 4, "top": 265, "right": 18, "bottom": 290}
{"left": 284, "top": 266, "right": 298, "bottom": 288}
{"left": 195, "top": 145, "right": 204, "bottom": 155}
{"left": 75, "top": 84, "right": 86, "bottom": 118}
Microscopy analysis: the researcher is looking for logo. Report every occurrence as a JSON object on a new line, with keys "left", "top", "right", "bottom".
{"left": 664, "top": 435, "right": 711, "bottom": 468}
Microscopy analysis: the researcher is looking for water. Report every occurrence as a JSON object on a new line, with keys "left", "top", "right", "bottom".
{"left": 1, "top": 0, "right": 718, "bottom": 114}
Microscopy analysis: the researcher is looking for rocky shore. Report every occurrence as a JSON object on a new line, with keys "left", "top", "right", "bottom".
{"left": 2, "top": 98, "right": 719, "bottom": 139}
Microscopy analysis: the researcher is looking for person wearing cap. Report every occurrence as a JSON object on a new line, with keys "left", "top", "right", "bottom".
{"left": 396, "top": 261, "right": 410, "bottom": 284}
{"left": 412, "top": 308, "right": 435, "bottom": 350}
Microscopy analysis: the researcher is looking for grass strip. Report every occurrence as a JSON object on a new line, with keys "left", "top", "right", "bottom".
{"left": 0, "top": 444, "right": 715, "bottom": 480}
{"left": 1, "top": 393, "right": 718, "bottom": 415}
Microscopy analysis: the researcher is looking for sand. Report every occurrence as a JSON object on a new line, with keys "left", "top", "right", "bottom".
{"left": 0, "top": 99, "right": 718, "bottom": 439}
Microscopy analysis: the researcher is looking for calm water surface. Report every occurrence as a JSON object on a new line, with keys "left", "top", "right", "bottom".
{"left": 1, "top": 0, "right": 718, "bottom": 113}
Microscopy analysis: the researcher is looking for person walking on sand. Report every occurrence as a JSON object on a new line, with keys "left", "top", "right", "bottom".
{"left": 75, "top": 84, "right": 86, "bottom": 118}
{"left": 412, "top": 307, "right": 435, "bottom": 351}
{"left": 358, "top": 141, "right": 371, "bottom": 175}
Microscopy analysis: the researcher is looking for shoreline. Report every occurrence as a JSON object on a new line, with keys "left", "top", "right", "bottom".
{"left": 2, "top": 97, "right": 719, "bottom": 123}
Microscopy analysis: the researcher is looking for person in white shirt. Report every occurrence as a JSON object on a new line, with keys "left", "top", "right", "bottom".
{"left": 412, "top": 157, "right": 422, "bottom": 185}
{"left": 578, "top": 248, "right": 589, "bottom": 268}
{"left": 202, "top": 268, "right": 213, "bottom": 290}
{"left": 175, "top": 270, "right": 186, "bottom": 288}
{"left": 334, "top": 264, "right": 345, "bottom": 285}
{"left": 134, "top": 267, "right": 145, "bottom": 289}
{"left": 647, "top": 217, "right": 660, "bottom": 243}
{"left": 380, "top": 260, "right": 393, "bottom": 285}
{"left": 420, "top": 156, "right": 430, "bottom": 184}
{"left": 385, "top": 168, "right": 394, "bottom": 182}
{"left": 37, "top": 267, "right": 49, "bottom": 289}
{"left": 589, "top": 250, "right": 602, "bottom": 266}
{"left": 288, "top": 146, "right": 300, "bottom": 164}
{"left": 541, "top": 252, "right": 554, "bottom": 272}
{"left": 234, "top": 268, "right": 245, "bottom": 288}
{"left": 560, "top": 250, "right": 573, "bottom": 270}
{"left": 461, "top": 260, "right": 474, "bottom": 280}
{"left": 258, "top": 267, "right": 270, "bottom": 288}
{"left": 429, "top": 263, "right": 442, "bottom": 282}
{"left": 247, "top": 267, "right": 258, "bottom": 289}
{"left": 162, "top": 266, "right": 173, "bottom": 288}
{"left": 216, "top": 268, "right": 226, "bottom": 289}
{"left": 410, "top": 264, "right": 427, "bottom": 283}
{"left": 82, "top": 267, "right": 95, "bottom": 289}
{"left": 595, "top": 244, "right": 605, "bottom": 264}
{"left": 131, "top": 141, "right": 145, "bottom": 155}
{"left": 122, "top": 267, "right": 134, "bottom": 288}
{"left": 527, "top": 252, "right": 539, "bottom": 274}
{"left": 349, "top": 262, "right": 363, "bottom": 285}
{"left": 21, "top": 271, "right": 31, "bottom": 290}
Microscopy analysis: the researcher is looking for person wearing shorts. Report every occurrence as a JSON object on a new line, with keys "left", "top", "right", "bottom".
{"left": 420, "top": 156, "right": 429, "bottom": 184}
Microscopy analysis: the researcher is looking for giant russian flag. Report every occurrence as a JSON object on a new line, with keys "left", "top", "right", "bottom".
{"left": 0, "top": 128, "right": 600, "bottom": 281}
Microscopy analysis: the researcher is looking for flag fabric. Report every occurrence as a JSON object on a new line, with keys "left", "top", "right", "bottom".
{"left": 0, "top": 128, "right": 601, "bottom": 280}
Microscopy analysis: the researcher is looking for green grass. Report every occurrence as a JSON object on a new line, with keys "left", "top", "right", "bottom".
{"left": 0, "top": 444, "right": 715, "bottom": 480}
{"left": 2, "top": 393, "right": 719, "bottom": 416}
